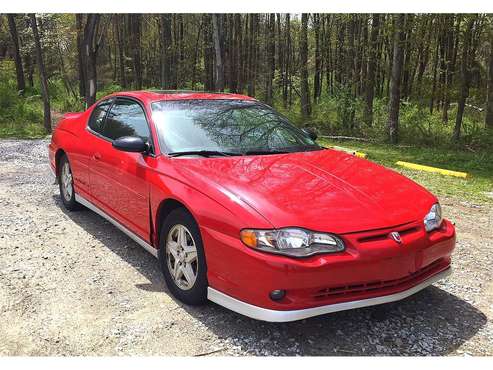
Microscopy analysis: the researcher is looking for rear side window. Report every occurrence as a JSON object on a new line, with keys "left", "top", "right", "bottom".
{"left": 88, "top": 99, "right": 112, "bottom": 134}
{"left": 103, "top": 99, "right": 150, "bottom": 142}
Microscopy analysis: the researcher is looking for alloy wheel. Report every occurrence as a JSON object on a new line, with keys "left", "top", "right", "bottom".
{"left": 61, "top": 161, "right": 73, "bottom": 201}
{"left": 166, "top": 224, "right": 198, "bottom": 290}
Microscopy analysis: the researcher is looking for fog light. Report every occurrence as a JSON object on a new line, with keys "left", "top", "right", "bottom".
{"left": 269, "top": 289, "right": 286, "bottom": 301}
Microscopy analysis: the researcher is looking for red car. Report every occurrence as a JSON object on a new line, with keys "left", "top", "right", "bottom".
{"left": 48, "top": 91, "right": 455, "bottom": 322}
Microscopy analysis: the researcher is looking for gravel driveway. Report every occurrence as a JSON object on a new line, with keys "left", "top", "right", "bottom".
{"left": 0, "top": 138, "right": 492, "bottom": 356}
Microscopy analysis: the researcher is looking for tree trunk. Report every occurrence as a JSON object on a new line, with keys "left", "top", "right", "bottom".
{"left": 388, "top": 15, "right": 406, "bottom": 144}
{"left": 429, "top": 39, "right": 439, "bottom": 114}
{"left": 130, "top": 14, "right": 142, "bottom": 90}
{"left": 25, "top": 53, "right": 34, "bottom": 87}
{"left": 300, "top": 13, "right": 311, "bottom": 119}
{"left": 203, "top": 15, "right": 214, "bottom": 91}
{"left": 81, "top": 14, "right": 100, "bottom": 107}
{"left": 485, "top": 24, "right": 493, "bottom": 128}
{"left": 191, "top": 18, "right": 204, "bottom": 89}
{"left": 160, "top": 14, "right": 172, "bottom": 89}
{"left": 116, "top": 15, "right": 127, "bottom": 88}
{"left": 75, "top": 15, "right": 86, "bottom": 98}
{"left": 325, "top": 15, "right": 333, "bottom": 95}
{"left": 29, "top": 14, "right": 51, "bottom": 133}
{"left": 7, "top": 15, "right": 25, "bottom": 94}
{"left": 212, "top": 14, "right": 224, "bottom": 91}
{"left": 364, "top": 14, "right": 380, "bottom": 126}
{"left": 264, "top": 13, "right": 275, "bottom": 105}
{"left": 442, "top": 15, "right": 457, "bottom": 123}
{"left": 453, "top": 17, "right": 475, "bottom": 142}
{"left": 282, "top": 14, "right": 291, "bottom": 108}
{"left": 313, "top": 14, "right": 322, "bottom": 102}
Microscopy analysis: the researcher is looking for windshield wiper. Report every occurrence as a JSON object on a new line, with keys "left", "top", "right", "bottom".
{"left": 167, "top": 150, "right": 240, "bottom": 158}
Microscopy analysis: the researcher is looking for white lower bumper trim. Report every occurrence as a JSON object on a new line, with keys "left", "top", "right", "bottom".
{"left": 207, "top": 267, "right": 452, "bottom": 322}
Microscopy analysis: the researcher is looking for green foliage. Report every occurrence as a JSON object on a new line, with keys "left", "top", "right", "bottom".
{"left": 293, "top": 91, "right": 492, "bottom": 151}
{"left": 0, "top": 61, "right": 45, "bottom": 138}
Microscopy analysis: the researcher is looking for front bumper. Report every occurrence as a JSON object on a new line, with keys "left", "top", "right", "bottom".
{"left": 208, "top": 267, "right": 451, "bottom": 322}
{"left": 203, "top": 219, "right": 456, "bottom": 320}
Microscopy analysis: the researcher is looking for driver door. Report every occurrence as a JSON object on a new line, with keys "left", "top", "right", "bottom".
{"left": 88, "top": 98, "right": 153, "bottom": 241}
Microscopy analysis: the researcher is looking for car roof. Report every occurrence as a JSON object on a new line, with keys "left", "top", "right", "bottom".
{"left": 106, "top": 90, "right": 256, "bottom": 104}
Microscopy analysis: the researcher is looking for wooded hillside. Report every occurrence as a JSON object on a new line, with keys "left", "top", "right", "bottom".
{"left": 0, "top": 14, "right": 492, "bottom": 147}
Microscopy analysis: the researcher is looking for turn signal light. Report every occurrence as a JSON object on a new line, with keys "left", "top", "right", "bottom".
{"left": 240, "top": 229, "right": 257, "bottom": 248}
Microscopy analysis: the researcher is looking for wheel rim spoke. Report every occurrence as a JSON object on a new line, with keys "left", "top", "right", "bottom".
{"left": 181, "top": 264, "right": 196, "bottom": 286}
{"left": 172, "top": 261, "right": 181, "bottom": 280}
{"left": 178, "top": 226, "right": 186, "bottom": 247}
{"left": 167, "top": 241, "right": 179, "bottom": 259}
{"left": 184, "top": 250, "right": 197, "bottom": 263}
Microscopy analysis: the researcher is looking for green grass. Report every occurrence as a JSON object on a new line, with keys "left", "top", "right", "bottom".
{"left": 0, "top": 121, "right": 47, "bottom": 139}
{"left": 319, "top": 138, "right": 493, "bottom": 204}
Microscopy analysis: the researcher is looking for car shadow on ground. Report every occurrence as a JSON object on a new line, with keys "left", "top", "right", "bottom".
{"left": 56, "top": 196, "right": 487, "bottom": 356}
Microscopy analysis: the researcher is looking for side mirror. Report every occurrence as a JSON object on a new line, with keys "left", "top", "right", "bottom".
{"left": 112, "top": 136, "right": 148, "bottom": 153}
{"left": 302, "top": 127, "right": 318, "bottom": 141}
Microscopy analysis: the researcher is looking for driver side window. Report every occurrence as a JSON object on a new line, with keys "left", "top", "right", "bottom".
{"left": 103, "top": 99, "right": 151, "bottom": 143}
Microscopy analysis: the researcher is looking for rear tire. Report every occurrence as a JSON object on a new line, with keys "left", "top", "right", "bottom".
{"left": 158, "top": 208, "right": 208, "bottom": 305}
{"left": 58, "top": 155, "right": 81, "bottom": 211}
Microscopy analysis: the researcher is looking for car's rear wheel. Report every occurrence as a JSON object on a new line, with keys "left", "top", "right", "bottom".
{"left": 58, "top": 155, "right": 81, "bottom": 211}
{"left": 158, "top": 208, "right": 208, "bottom": 305}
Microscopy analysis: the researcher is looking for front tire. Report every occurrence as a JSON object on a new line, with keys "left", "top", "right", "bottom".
{"left": 158, "top": 208, "right": 208, "bottom": 305}
{"left": 58, "top": 155, "right": 81, "bottom": 211}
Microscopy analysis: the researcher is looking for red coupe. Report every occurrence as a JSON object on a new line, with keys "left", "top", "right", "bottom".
{"left": 48, "top": 91, "right": 455, "bottom": 322}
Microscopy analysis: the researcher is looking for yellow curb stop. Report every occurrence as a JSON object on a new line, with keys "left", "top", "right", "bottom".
{"left": 395, "top": 161, "right": 468, "bottom": 179}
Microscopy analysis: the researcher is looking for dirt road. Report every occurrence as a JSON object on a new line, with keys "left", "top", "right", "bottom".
{"left": 0, "top": 138, "right": 492, "bottom": 356}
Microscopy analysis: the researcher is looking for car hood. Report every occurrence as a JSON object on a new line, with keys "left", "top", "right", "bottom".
{"left": 173, "top": 149, "right": 436, "bottom": 234}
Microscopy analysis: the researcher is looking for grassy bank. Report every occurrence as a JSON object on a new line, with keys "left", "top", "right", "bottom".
{"left": 319, "top": 138, "right": 493, "bottom": 204}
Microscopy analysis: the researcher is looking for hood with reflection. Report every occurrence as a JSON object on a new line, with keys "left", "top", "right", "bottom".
{"left": 170, "top": 149, "right": 436, "bottom": 234}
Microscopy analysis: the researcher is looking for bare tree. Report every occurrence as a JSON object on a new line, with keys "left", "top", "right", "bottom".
{"left": 313, "top": 13, "right": 322, "bottom": 102}
{"left": 486, "top": 21, "right": 493, "bottom": 128}
{"left": 7, "top": 14, "right": 25, "bottom": 94}
{"left": 80, "top": 14, "right": 100, "bottom": 107}
{"left": 75, "top": 15, "right": 86, "bottom": 97}
{"left": 364, "top": 14, "right": 380, "bottom": 126}
{"left": 265, "top": 13, "right": 275, "bottom": 105}
{"left": 212, "top": 14, "right": 224, "bottom": 91}
{"left": 453, "top": 16, "right": 476, "bottom": 142}
{"left": 130, "top": 14, "right": 142, "bottom": 90}
{"left": 388, "top": 14, "right": 406, "bottom": 144}
{"left": 300, "top": 13, "right": 311, "bottom": 119}
{"left": 116, "top": 15, "right": 127, "bottom": 88}
{"left": 29, "top": 14, "right": 51, "bottom": 133}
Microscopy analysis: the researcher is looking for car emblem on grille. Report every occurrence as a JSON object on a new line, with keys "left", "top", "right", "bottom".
{"left": 389, "top": 231, "right": 402, "bottom": 244}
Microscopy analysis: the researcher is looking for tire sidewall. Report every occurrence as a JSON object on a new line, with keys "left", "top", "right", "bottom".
{"left": 158, "top": 208, "right": 208, "bottom": 305}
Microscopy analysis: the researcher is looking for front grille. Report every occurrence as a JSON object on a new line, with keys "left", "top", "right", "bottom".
{"left": 313, "top": 258, "right": 446, "bottom": 300}
{"left": 357, "top": 226, "right": 419, "bottom": 243}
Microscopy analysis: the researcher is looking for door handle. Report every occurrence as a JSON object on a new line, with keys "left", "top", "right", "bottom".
{"left": 93, "top": 153, "right": 101, "bottom": 160}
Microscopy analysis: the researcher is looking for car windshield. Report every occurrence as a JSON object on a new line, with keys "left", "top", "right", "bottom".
{"left": 151, "top": 100, "right": 321, "bottom": 156}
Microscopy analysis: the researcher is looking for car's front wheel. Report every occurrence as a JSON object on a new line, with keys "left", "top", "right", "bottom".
{"left": 58, "top": 155, "right": 81, "bottom": 211}
{"left": 158, "top": 208, "right": 208, "bottom": 305}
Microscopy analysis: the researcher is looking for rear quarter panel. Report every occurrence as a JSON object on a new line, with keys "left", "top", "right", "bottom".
{"left": 50, "top": 110, "right": 94, "bottom": 195}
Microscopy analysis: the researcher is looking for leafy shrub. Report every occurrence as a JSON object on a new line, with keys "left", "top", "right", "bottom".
{"left": 0, "top": 61, "right": 45, "bottom": 137}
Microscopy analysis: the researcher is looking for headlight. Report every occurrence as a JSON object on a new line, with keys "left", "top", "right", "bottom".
{"left": 240, "top": 228, "right": 345, "bottom": 257}
{"left": 424, "top": 203, "right": 443, "bottom": 232}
